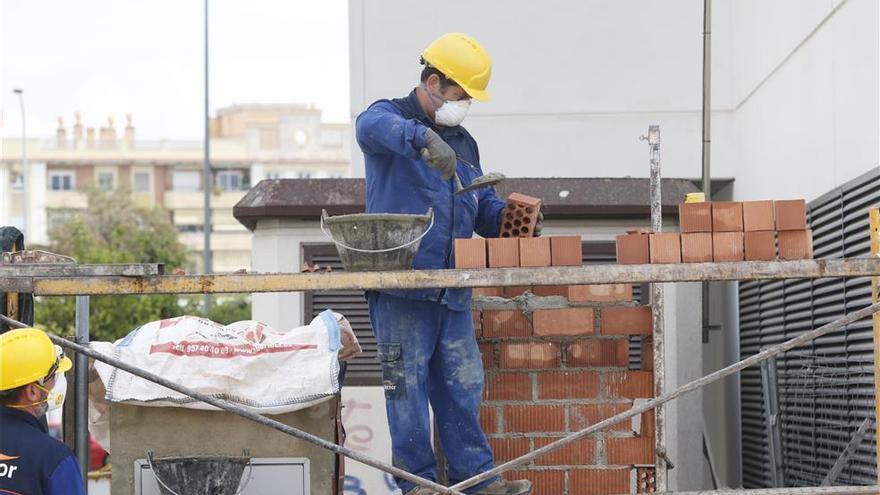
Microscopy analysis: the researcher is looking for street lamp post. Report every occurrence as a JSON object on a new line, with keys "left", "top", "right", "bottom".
{"left": 12, "top": 89, "right": 27, "bottom": 237}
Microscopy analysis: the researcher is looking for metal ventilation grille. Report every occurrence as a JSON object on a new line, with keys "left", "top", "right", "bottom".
{"left": 739, "top": 168, "right": 879, "bottom": 488}
{"left": 302, "top": 240, "right": 642, "bottom": 385}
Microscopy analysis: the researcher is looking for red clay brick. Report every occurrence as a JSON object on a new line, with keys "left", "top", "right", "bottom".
{"left": 534, "top": 436, "right": 596, "bottom": 465}
{"left": 775, "top": 199, "right": 807, "bottom": 231}
{"left": 503, "top": 286, "right": 532, "bottom": 297}
{"left": 454, "top": 238, "right": 487, "bottom": 269}
{"left": 480, "top": 406, "right": 497, "bottom": 434}
{"left": 537, "top": 371, "right": 600, "bottom": 399}
{"left": 570, "top": 468, "right": 631, "bottom": 495}
{"left": 519, "top": 237, "right": 552, "bottom": 267}
{"left": 566, "top": 340, "right": 629, "bottom": 368}
{"left": 473, "top": 287, "right": 503, "bottom": 297}
{"left": 505, "top": 470, "right": 565, "bottom": 495}
{"left": 501, "top": 342, "right": 560, "bottom": 369}
{"left": 483, "top": 310, "right": 532, "bottom": 338}
{"left": 742, "top": 200, "right": 775, "bottom": 231}
{"left": 550, "top": 236, "right": 583, "bottom": 266}
{"left": 641, "top": 336, "right": 653, "bottom": 371}
{"left": 600, "top": 306, "right": 652, "bottom": 336}
{"left": 712, "top": 201, "right": 744, "bottom": 232}
{"left": 501, "top": 193, "right": 543, "bottom": 238}
{"left": 744, "top": 230, "right": 776, "bottom": 261}
{"left": 484, "top": 373, "right": 532, "bottom": 401}
{"left": 713, "top": 232, "right": 744, "bottom": 262}
{"left": 533, "top": 308, "right": 595, "bottom": 337}
{"left": 778, "top": 230, "right": 813, "bottom": 260}
{"left": 679, "top": 202, "right": 713, "bottom": 233}
{"left": 504, "top": 404, "right": 566, "bottom": 433}
{"left": 508, "top": 192, "right": 542, "bottom": 208}
{"left": 570, "top": 403, "right": 632, "bottom": 432}
{"left": 479, "top": 343, "right": 494, "bottom": 370}
{"left": 488, "top": 436, "right": 530, "bottom": 462}
{"left": 649, "top": 233, "right": 681, "bottom": 264}
{"left": 606, "top": 436, "right": 655, "bottom": 465}
{"left": 531, "top": 285, "right": 569, "bottom": 298}
{"left": 681, "top": 232, "right": 713, "bottom": 263}
{"left": 607, "top": 371, "right": 654, "bottom": 398}
{"left": 569, "top": 284, "right": 633, "bottom": 303}
{"left": 488, "top": 238, "right": 520, "bottom": 267}
{"left": 615, "top": 233, "right": 650, "bottom": 265}
{"left": 641, "top": 408, "right": 655, "bottom": 438}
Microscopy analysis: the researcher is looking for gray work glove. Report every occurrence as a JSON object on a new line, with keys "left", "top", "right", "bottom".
{"left": 533, "top": 212, "right": 544, "bottom": 237}
{"left": 421, "top": 128, "right": 457, "bottom": 180}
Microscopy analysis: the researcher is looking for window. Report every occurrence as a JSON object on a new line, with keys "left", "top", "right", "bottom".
{"left": 133, "top": 172, "right": 151, "bottom": 192}
{"left": 96, "top": 172, "right": 114, "bottom": 191}
{"left": 297, "top": 171, "right": 312, "bottom": 179}
{"left": 10, "top": 173, "right": 24, "bottom": 191}
{"left": 47, "top": 210, "right": 73, "bottom": 230}
{"left": 48, "top": 171, "right": 75, "bottom": 191}
{"left": 172, "top": 171, "right": 200, "bottom": 192}
{"left": 217, "top": 171, "right": 242, "bottom": 191}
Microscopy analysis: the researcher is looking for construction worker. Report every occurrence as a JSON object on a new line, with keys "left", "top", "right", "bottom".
{"left": 0, "top": 328, "right": 85, "bottom": 494}
{"left": 356, "top": 33, "right": 537, "bottom": 495}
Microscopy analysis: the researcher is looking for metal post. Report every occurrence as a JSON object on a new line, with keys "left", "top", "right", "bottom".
{"left": 202, "top": 0, "right": 213, "bottom": 310}
{"left": 74, "top": 296, "right": 90, "bottom": 491}
{"left": 869, "top": 207, "right": 879, "bottom": 483}
{"left": 761, "top": 355, "right": 784, "bottom": 487}
{"left": 643, "top": 125, "right": 668, "bottom": 490}
{"left": 701, "top": 0, "right": 712, "bottom": 199}
{"left": 12, "top": 89, "right": 27, "bottom": 236}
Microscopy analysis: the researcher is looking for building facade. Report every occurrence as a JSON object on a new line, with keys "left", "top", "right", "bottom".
{"left": 0, "top": 104, "right": 351, "bottom": 272}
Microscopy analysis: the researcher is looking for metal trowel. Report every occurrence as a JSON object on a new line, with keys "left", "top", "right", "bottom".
{"left": 454, "top": 171, "right": 506, "bottom": 195}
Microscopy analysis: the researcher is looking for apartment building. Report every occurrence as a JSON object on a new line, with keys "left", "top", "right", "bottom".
{"left": 0, "top": 104, "right": 351, "bottom": 272}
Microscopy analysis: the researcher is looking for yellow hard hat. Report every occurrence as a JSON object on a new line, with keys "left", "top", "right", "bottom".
{"left": 0, "top": 328, "right": 71, "bottom": 391}
{"left": 421, "top": 33, "right": 492, "bottom": 102}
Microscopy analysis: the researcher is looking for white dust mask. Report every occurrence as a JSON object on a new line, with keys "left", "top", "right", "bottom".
{"left": 37, "top": 373, "right": 67, "bottom": 411}
{"left": 423, "top": 84, "right": 471, "bottom": 127}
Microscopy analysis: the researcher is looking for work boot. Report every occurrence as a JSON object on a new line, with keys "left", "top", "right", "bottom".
{"left": 404, "top": 488, "right": 439, "bottom": 495}
{"left": 474, "top": 479, "right": 533, "bottom": 495}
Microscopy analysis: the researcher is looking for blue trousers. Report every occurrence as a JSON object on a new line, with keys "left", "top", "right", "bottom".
{"left": 367, "top": 291, "right": 498, "bottom": 493}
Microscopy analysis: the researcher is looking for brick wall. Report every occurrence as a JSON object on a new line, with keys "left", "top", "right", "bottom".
{"left": 474, "top": 284, "right": 656, "bottom": 495}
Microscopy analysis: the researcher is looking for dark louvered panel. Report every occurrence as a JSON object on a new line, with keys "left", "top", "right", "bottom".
{"left": 739, "top": 168, "right": 879, "bottom": 488}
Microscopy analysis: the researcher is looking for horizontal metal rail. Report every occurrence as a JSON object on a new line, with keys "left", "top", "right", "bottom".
{"left": 3, "top": 258, "right": 880, "bottom": 295}
{"left": 0, "top": 314, "right": 461, "bottom": 495}
{"left": 0, "top": 263, "right": 163, "bottom": 278}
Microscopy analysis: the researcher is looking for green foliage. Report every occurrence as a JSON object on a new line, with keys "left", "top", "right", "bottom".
{"left": 35, "top": 189, "right": 199, "bottom": 341}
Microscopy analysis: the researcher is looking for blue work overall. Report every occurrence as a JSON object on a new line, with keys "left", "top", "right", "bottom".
{"left": 356, "top": 89, "right": 505, "bottom": 493}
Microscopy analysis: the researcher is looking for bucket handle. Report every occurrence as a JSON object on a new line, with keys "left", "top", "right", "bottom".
{"left": 147, "top": 451, "right": 254, "bottom": 495}
{"left": 319, "top": 209, "right": 435, "bottom": 254}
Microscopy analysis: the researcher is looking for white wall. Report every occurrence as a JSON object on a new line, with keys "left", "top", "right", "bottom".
{"left": 348, "top": 0, "right": 878, "bottom": 201}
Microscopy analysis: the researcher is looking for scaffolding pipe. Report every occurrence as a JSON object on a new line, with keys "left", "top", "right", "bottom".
{"left": 448, "top": 301, "right": 880, "bottom": 491}
{"left": 659, "top": 485, "right": 880, "bottom": 495}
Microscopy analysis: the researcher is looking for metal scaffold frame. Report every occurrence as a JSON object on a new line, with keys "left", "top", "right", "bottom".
{"left": 2, "top": 126, "right": 879, "bottom": 495}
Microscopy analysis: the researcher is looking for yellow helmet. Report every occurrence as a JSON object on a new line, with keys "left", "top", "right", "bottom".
{"left": 421, "top": 32, "right": 492, "bottom": 102}
{"left": 0, "top": 328, "right": 71, "bottom": 391}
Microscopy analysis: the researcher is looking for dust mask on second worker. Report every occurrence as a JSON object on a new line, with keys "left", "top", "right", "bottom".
{"left": 423, "top": 84, "right": 471, "bottom": 127}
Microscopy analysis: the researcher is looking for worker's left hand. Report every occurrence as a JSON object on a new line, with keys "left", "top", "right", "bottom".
{"left": 533, "top": 212, "right": 544, "bottom": 237}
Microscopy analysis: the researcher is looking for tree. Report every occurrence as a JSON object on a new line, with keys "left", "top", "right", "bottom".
{"left": 35, "top": 189, "right": 250, "bottom": 341}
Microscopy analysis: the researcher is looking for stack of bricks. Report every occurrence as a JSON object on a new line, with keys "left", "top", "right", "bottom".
{"left": 470, "top": 241, "right": 657, "bottom": 495}
{"left": 615, "top": 199, "right": 813, "bottom": 264}
{"left": 500, "top": 193, "right": 543, "bottom": 238}
{"left": 454, "top": 235, "right": 584, "bottom": 270}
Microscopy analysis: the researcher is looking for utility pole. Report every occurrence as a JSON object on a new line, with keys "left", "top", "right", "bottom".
{"left": 12, "top": 89, "right": 27, "bottom": 237}
{"left": 203, "top": 0, "right": 213, "bottom": 311}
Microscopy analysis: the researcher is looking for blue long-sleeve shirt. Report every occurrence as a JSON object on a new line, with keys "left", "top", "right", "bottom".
{"left": 356, "top": 89, "right": 505, "bottom": 311}
{"left": 0, "top": 406, "right": 86, "bottom": 495}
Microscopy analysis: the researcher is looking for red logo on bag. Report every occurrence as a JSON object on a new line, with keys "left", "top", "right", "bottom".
{"left": 149, "top": 341, "right": 317, "bottom": 358}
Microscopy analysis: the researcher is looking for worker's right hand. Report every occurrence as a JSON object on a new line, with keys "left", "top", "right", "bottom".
{"left": 421, "top": 128, "right": 457, "bottom": 180}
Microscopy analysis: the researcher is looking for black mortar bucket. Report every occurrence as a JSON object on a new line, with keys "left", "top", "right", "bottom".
{"left": 321, "top": 208, "right": 433, "bottom": 272}
{"left": 148, "top": 453, "right": 251, "bottom": 495}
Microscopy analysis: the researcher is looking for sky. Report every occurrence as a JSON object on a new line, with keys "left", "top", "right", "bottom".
{"left": 0, "top": 0, "right": 350, "bottom": 141}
